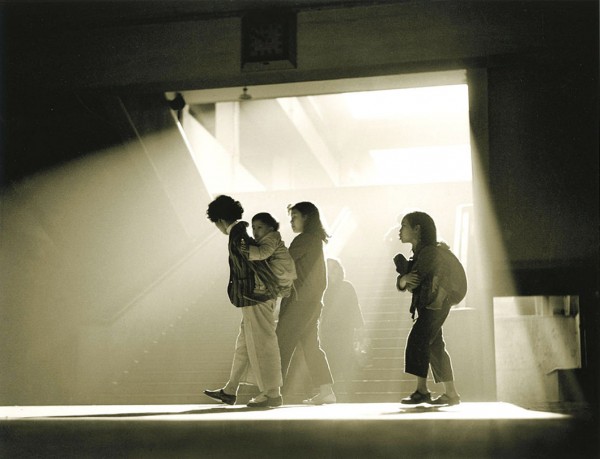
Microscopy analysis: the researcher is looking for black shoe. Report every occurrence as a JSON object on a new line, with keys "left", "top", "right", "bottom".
{"left": 204, "top": 388, "right": 236, "bottom": 405}
{"left": 401, "top": 390, "right": 432, "bottom": 404}
{"left": 431, "top": 393, "right": 460, "bottom": 406}
{"left": 247, "top": 395, "right": 283, "bottom": 407}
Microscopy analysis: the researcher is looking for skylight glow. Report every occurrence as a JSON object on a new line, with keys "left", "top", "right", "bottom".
{"left": 369, "top": 145, "right": 472, "bottom": 184}
{"left": 344, "top": 85, "right": 469, "bottom": 119}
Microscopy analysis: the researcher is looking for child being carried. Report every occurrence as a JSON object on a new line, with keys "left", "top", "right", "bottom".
{"left": 241, "top": 212, "right": 297, "bottom": 298}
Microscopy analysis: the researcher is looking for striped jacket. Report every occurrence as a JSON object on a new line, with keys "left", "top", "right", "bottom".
{"left": 227, "top": 221, "right": 279, "bottom": 307}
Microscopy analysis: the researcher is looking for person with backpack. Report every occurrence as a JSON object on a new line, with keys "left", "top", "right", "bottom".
{"left": 395, "top": 211, "right": 465, "bottom": 406}
{"left": 203, "top": 195, "right": 283, "bottom": 408}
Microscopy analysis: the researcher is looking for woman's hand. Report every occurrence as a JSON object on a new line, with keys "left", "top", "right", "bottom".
{"left": 397, "top": 272, "right": 420, "bottom": 291}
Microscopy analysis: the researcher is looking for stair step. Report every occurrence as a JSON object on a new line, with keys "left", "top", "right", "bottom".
{"left": 370, "top": 337, "right": 406, "bottom": 348}
{"left": 117, "top": 370, "right": 230, "bottom": 384}
{"left": 354, "top": 367, "right": 407, "bottom": 379}
{"left": 107, "top": 255, "right": 426, "bottom": 403}
{"left": 364, "top": 323, "right": 410, "bottom": 331}
{"left": 361, "top": 328, "right": 406, "bottom": 339}
{"left": 366, "top": 357, "right": 404, "bottom": 369}
{"left": 368, "top": 347, "right": 405, "bottom": 358}
{"left": 348, "top": 380, "right": 415, "bottom": 393}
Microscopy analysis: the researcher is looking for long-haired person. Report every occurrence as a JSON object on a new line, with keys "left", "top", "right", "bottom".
{"left": 276, "top": 202, "right": 335, "bottom": 404}
{"left": 396, "top": 211, "right": 461, "bottom": 406}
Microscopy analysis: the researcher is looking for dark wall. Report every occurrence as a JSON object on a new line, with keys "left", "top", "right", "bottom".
{"left": 489, "top": 61, "right": 598, "bottom": 265}
{"left": 486, "top": 58, "right": 598, "bottom": 400}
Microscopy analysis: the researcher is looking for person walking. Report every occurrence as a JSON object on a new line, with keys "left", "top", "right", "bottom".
{"left": 203, "top": 195, "right": 283, "bottom": 407}
{"left": 276, "top": 202, "right": 336, "bottom": 405}
{"left": 396, "top": 211, "right": 461, "bottom": 406}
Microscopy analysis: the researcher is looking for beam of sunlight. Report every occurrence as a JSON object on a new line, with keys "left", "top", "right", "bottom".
{"left": 0, "top": 124, "right": 221, "bottom": 405}
{"left": 182, "top": 106, "right": 265, "bottom": 194}
{"left": 468, "top": 134, "right": 514, "bottom": 402}
{"left": 470, "top": 129, "right": 583, "bottom": 407}
{"left": 326, "top": 206, "right": 357, "bottom": 259}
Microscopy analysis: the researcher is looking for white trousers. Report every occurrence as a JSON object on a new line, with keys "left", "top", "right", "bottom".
{"left": 224, "top": 299, "right": 282, "bottom": 393}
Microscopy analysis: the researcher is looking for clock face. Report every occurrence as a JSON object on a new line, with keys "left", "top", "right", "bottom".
{"left": 242, "top": 12, "right": 296, "bottom": 70}
{"left": 248, "top": 23, "right": 285, "bottom": 59}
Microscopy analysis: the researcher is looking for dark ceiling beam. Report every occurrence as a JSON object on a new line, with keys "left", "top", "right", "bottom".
{"left": 1, "top": 1, "right": 410, "bottom": 31}
{"left": 3, "top": 1, "right": 595, "bottom": 94}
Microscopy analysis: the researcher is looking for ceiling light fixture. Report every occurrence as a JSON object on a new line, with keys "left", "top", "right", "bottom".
{"left": 239, "top": 87, "right": 252, "bottom": 101}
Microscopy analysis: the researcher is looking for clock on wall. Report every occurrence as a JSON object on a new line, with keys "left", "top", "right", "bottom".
{"left": 242, "top": 10, "right": 297, "bottom": 71}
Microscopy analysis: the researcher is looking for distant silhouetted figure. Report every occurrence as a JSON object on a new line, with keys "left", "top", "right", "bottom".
{"left": 396, "top": 211, "right": 462, "bottom": 406}
{"left": 321, "top": 258, "right": 364, "bottom": 394}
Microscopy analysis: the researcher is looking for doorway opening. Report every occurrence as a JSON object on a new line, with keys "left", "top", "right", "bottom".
{"left": 177, "top": 70, "right": 489, "bottom": 402}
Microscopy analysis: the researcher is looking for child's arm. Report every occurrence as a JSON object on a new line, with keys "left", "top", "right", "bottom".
{"left": 246, "top": 234, "right": 278, "bottom": 261}
{"left": 238, "top": 235, "right": 253, "bottom": 256}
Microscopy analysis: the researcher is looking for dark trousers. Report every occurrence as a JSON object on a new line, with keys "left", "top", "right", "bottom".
{"left": 404, "top": 301, "right": 455, "bottom": 383}
{"left": 276, "top": 296, "right": 334, "bottom": 387}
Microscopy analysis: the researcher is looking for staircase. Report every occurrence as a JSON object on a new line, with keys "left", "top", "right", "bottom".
{"left": 99, "top": 300, "right": 242, "bottom": 404}
{"left": 102, "top": 257, "right": 428, "bottom": 404}
{"left": 332, "top": 257, "right": 419, "bottom": 403}
{"left": 347, "top": 294, "right": 414, "bottom": 402}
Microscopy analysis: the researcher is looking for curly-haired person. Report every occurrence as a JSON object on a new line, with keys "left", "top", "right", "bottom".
{"left": 203, "top": 195, "right": 283, "bottom": 408}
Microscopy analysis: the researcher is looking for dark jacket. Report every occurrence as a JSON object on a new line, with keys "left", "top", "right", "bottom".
{"left": 322, "top": 279, "right": 364, "bottom": 341}
{"left": 401, "top": 244, "right": 467, "bottom": 317}
{"left": 227, "top": 221, "right": 279, "bottom": 307}
{"left": 288, "top": 232, "right": 327, "bottom": 302}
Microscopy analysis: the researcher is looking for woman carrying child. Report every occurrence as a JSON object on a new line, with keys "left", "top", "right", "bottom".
{"left": 203, "top": 196, "right": 283, "bottom": 408}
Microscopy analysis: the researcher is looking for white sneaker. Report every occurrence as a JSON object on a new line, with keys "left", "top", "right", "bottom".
{"left": 302, "top": 392, "right": 336, "bottom": 405}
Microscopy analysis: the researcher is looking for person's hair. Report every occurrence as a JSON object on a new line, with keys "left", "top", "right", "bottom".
{"left": 252, "top": 212, "right": 280, "bottom": 231}
{"left": 206, "top": 195, "right": 243, "bottom": 223}
{"left": 403, "top": 211, "right": 437, "bottom": 247}
{"left": 327, "top": 258, "right": 345, "bottom": 282}
{"left": 289, "top": 201, "right": 329, "bottom": 243}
